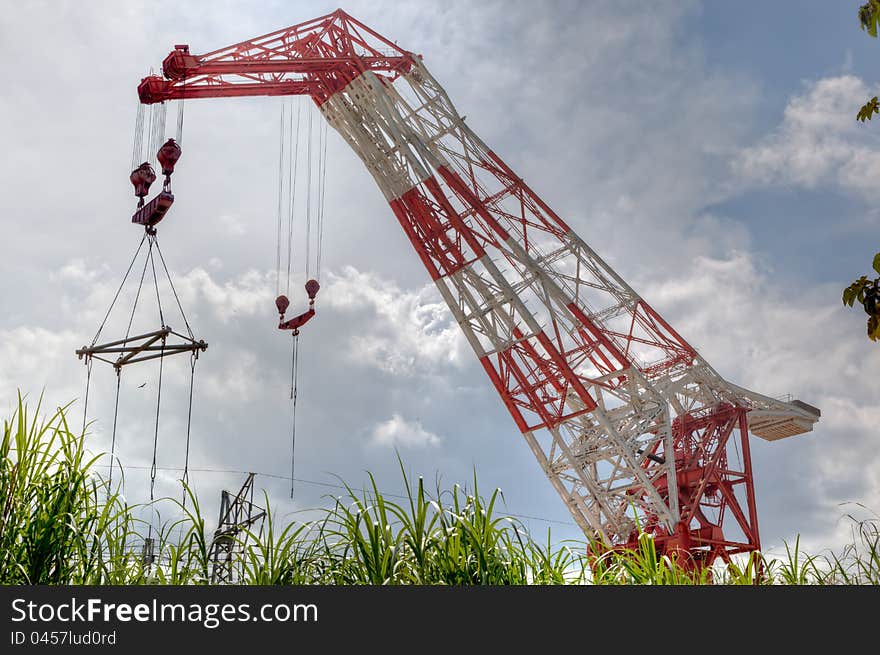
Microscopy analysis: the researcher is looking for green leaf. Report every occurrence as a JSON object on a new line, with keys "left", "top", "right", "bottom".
{"left": 857, "top": 97, "right": 880, "bottom": 122}
{"left": 861, "top": 2, "right": 880, "bottom": 37}
{"left": 873, "top": 253, "right": 880, "bottom": 275}
{"left": 866, "top": 292, "right": 878, "bottom": 315}
{"left": 869, "top": 314, "right": 880, "bottom": 341}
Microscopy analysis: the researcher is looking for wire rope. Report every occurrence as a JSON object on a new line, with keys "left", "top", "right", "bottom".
{"left": 275, "top": 102, "right": 286, "bottom": 296}
{"left": 316, "top": 119, "right": 328, "bottom": 281}
{"left": 181, "top": 351, "right": 197, "bottom": 508}
{"left": 287, "top": 100, "right": 302, "bottom": 295}
{"left": 131, "top": 102, "right": 145, "bottom": 170}
{"left": 123, "top": 237, "right": 153, "bottom": 344}
{"left": 305, "top": 108, "right": 313, "bottom": 279}
{"left": 149, "top": 339, "right": 166, "bottom": 504}
{"left": 81, "top": 357, "right": 93, "bottom": 436}
{"left": 154, "top": 238, "right": 194, "bottom": 339}
{"left": 285, "top": 98, "right": 295, "bottom": 295}
{"left": 90, "top": 234, "right": 147, "bottom": 346}
{"left": 289, "top": 332, "right": 300, "bottom": 499}
{"left": 148, "top": 239, "right": 165, "bottom": 328}
{"left": 108, "top": 371, "right": 122, "bottom": 491}
{"left": 175, "top": 81, "right": 185, "bottom": 145}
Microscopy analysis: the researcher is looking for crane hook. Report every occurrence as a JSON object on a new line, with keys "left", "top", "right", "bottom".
{"left": 276, "top": 279, "right": 319, "bottom": 334}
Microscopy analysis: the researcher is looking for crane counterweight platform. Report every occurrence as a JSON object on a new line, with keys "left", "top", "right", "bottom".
{"left": 136, "top": 8, "right": 821, "bottom": 567}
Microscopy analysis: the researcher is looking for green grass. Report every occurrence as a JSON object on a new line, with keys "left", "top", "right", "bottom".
{"left": 2, "top": 396, "right": 878, "bottom": 585}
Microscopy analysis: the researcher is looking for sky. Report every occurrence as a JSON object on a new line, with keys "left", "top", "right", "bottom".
{"left": 1, "top": 0, "right": 879, "bottom": 556}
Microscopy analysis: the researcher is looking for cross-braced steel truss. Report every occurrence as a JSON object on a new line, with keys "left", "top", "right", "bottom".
{"left": 209, "top": 473, "right": 267, "bottom": 584}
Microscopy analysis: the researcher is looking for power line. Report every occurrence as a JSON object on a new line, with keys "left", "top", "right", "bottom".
{"left": 93, "top": 463, "right": 577, "bottom": 527}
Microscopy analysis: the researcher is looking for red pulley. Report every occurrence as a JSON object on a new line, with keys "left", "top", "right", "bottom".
{"left": 275, "top": 294, "right": 290, "bottom": 316}
{"left": 157, "top": 138, "right": 182, "bottom": 177}
{"left": 130, "top": 162, "right": 156, "bottom": 198}
{"left": 305, "top": 279, "right": 320, "bottom": 301}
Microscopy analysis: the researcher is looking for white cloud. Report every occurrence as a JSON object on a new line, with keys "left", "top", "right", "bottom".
{"left": 735, "top": 75, "right": 880, "bottom": 198}
{"left": 173, "top": 267, "right": 273, "bottom": 324}
{"left": 370, "top": 414, "right": 441, "bottom": 448}
{"left": 53, "top": 259, "right": 110, "bottom": 285}
{"left": 218, "top": 214, "right": 247, "bottom": 237}
{"left": 0, "top": 326, "right": 83, "bottom": 413}
{"left": 325, "top": 266, "right": 468, "bottom": 376}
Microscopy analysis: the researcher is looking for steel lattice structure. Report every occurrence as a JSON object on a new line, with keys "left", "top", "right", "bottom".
{"left": 209, "top": 473, "right": 266, "bottom": 584}
{"left": 138, "top": 9, "right": 820, "bottom": 566}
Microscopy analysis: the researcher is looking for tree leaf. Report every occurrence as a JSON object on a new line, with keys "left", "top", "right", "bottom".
{"left": 857, "top": 97, "right": 880, "bottom": 121}
{"left": 861, "top": 2, "right": 880, "bottom": 37}
{"left": 869, "top": 314, "right": 880, "bottom": 341}
{"left": 873, "top": 252, "right": 880, "bottom": 275}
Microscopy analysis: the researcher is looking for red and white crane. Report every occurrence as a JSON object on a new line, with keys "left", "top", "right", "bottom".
{"left": 137, "top": 9, "right": 820, "bottom": 567}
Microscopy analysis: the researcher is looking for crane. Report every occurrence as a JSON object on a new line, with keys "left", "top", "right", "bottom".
{"left": 136, "top": 8, "right": 820, "bottom": 567}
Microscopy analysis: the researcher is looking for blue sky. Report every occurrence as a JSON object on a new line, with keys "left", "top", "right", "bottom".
{"left": 695, "top": 2, "right": 880, "bottom": 287}
{"left": 1, "top": 0, "right": 879, "bottom": 556}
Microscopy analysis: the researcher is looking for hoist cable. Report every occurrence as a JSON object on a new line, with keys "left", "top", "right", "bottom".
{"left": 131, "top": 102, "right": 145, "bottom": 170}
{"left": 154, "top": 238, "right": 194, "bottom": 339}
{"left": 275, "top": 102, "right": 286, "bottom": 297}
{"left": 289, "top": 331, "right": 300, "bottom": 499}
{"left": 316, "top": 119, "right": 328, "bottom": 281}
{"left": 305, "top": 108, "right": 313, "bottom": 280}
{"left": 157, "top": 102, "right": 167, "bottom": 150}
{"left": 175, "top": 81, "right": 185, "bottom": 145}
{"left": 146, "top": 105, "right": 155, "bottom": 163}
{"left": 108, "top": 371, "right": 122, "bottom": 491}
{"left": 286, "top": 100, "right": 302, "bottom": 295}
{"left": 147, "top": 103, "right": 166, "bottom": 160}
{"left": 90, "top": 234, "right": 147, "bottom": 347}
{"left": 285, "top": 98, "right": 295, "bottom": 294}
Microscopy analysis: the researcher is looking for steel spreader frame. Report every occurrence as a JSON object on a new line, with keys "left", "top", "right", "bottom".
{"left": 77, "top": 326, "right": 207, "bottom": 370}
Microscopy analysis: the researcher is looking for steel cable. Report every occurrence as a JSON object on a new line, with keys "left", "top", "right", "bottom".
{"left": 275, "top": 102, "right": 286, "bottom": 296}
{"left": 305, "top": 108, "right": 313, "bottom": 279}
{"left": 108, "top": 371, "right": 122, "bottom": 491}
{"left": 149, "top": 339, "right": 166, "bottom": 504}
{"left": 289, "top": 331, "right": 300, "bottom": 499}
{"left": 181, "top": 351, "right": 197, "bottom": 508}
{"left": 154, "top": 238, "right": 194, "bottom": 339}
{"left": 287, "top": 100, "right": 302, "bottom": 295}
{"left": 90, "top": 234, "right": 147, "bottom": 346}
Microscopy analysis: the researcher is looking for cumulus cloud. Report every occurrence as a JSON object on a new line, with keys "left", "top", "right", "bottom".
{"left": 370, "top": 414, "right": 442, "bottom": 448}
{"left": 735, "top": 75, "right": 880, "bottom": 198}
{"left": 325, "top": 266, "right": 468, "bottom": 376}
{"left": 173, "top": 268, "right": 274, "bottom": 324}
{"left": 0, "top": 326, "right": 83, "bottom": 412}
